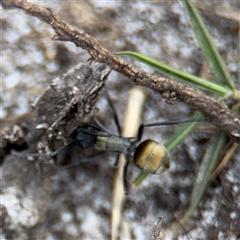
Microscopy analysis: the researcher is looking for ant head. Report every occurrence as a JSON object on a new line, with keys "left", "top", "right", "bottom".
{"left": 133, "top": 139, "right": 170, "bottom": 174}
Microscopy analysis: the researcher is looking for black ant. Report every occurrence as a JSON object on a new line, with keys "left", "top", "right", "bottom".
{"left": 51, "top": 118, "right": 198, "bottom": 193}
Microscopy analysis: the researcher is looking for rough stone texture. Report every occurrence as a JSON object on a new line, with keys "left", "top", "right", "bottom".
{"left": 1, "top": 1, "right": 239, "bottom": 239}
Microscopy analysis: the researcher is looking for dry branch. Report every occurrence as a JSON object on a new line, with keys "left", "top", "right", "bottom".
{"left": 2, "top": 0, "right": 240, "bottom": 143}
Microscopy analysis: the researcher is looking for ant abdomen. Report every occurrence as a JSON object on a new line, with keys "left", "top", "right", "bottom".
{"left": 133, "top": 139, "right": 170, "bottom": 174}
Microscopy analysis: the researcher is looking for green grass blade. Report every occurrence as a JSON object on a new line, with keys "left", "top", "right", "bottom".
{"left": 116, "top": 51, "right": 230, "bottom": 95}
{"left": 132, "top": 172, "right": 148, "bottom": 187}
{"left": 181, "top": 130, "right": 227, "bottom": 224}
{"left": 132, "top": 111, "right": 202, "bottom": 187}
{"left": 181, "top": 0, "right": 235, "bottom": 90}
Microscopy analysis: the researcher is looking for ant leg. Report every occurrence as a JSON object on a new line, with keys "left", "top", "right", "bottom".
{"left": 113, "top": 156, "right": 120, "bottom": 167}
{"left": 105, "top": 93, "right": 122, "bottom": 165}
{"left": 59, "top": 151, "right": 105, "bottom": 169}
{"left": 143, "top": 119, "right": 202, "bottom": 128}
{"left": 113, "top": 155, "right": 118, "bottom": 167}
{"left": 136, "top": 124, "right": 145, "bottom": 141}
{"left": 51, "top": 141, "right": 74, "bottom": 157}
{"left": 123, "top": 159, "right": 130, "bottom": 195}
{"left": 136, "top": 118, "right": 203, "bottom": 141}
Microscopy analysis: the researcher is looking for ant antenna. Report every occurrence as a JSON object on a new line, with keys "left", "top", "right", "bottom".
{"left": 93, "top": 116, "right": 112, "bottom": 136}
{"left": 105, "top": 91, "right": 121, "bottom": 135}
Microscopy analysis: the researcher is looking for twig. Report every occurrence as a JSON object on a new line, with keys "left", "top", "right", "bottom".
{"left": 2, "top": 0, "right": 240, "bottom": 143}
{"left": 111, "top": 87, "right": 146, "bottom": 239}
{"left": 153, "top": 216, "right": 163, "bottom": 240}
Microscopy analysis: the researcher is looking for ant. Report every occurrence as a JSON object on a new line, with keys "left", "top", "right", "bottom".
{"left": 51, "top": 117, "right": 199, "bottom": 193}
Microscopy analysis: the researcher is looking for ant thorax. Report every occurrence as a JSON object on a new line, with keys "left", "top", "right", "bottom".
{"left": 94, "top": 134, "right": 137, "bottom": 156}
{"left": 70, "top": 124, "right": 138, "bottom": 157}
